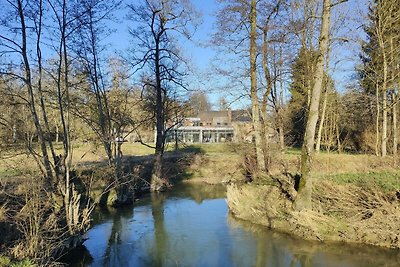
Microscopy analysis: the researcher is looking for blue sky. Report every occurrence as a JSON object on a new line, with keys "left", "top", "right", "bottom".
{"left": 89, "top": 0, "right": 368, "bottom": 108}
{"left": 70, "top": 0, "right": 370, "bottom": 109}
{"left": 105, "top": 0, "right": 226, "bottom": 108}
{"left": 0, "top": 0, "right": 367, "bottom": 110}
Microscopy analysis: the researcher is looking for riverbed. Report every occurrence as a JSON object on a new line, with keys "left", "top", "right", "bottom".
{"left": 65, "top": 183, "right": 400, "bottom": 267}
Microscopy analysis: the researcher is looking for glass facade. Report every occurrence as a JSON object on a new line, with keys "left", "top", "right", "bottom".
{"left": 166, "top": 127, "right": 234, "bottom": 143}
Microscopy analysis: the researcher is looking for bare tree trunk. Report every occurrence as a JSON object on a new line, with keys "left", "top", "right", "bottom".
{"left": 88, "top": 11, "right": 113, "bottom": 164}
{"left": 335, "top": 113, "right": 341, "bottom": 153}
{"left": 17, "top": 0, "right": 54, "bottom": 188}
{"left": 375, "top": 82, "right": 380, "bottom": 156}
{"left": 316, "top": 45, "right": 331, "bottom": 153}
{"left": 377, "top": 14, "right": 389, "bottom": 157}
{"left": 151, "top": 31, "right": 168, "bottom": 191}
{"left": 250, "top": 0, "right": 266, "bottom": 172}
{"left": 260, "top": 24, "right": 274, "bottom": 171}
{"left": 261, "top": 98, "right": 270, "bottom": 171}
{"left": 55, "top": 123, "right": 59, "bottom": 143}
{"left": 295, "top": 0, "right": 331, "bottom": 211}
{"left": 381, "top": 54, "right": 388, "bottom": 157}
{"left": 390, "top": 37, "right": 397, "bottom": 157}
{"left": 394, "top": 88, "right": 398, "bottom": 156}
{"left": 316, "top": 85, "right": 328, "bottom": 152}
{"left": 35, "top": 0, "right": 59, "bottom": 181}
{"left": 278, "top": 47, "right": 285, "bottom": 151}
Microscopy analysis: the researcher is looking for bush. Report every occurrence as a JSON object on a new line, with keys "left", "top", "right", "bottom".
{"left": 0, "top": 255, "right": 11, "bottom": 267}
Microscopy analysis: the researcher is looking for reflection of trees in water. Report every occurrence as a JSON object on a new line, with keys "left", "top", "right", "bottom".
{"left": 169, "top": 183, "right": 227, "bottom": 203}
{"left": 151, "top": 193, "right": 168, "bottom": 267}
{"left": 228, "top": 214, "right": 317, "bottom": 267}
{"left": 69, "top": 183, "right": 400, "bottom": 266}
{"left": 290, "top": 254, "right": 311, "bottom": 267}
{"left": 103, "top": 207, "right": 134, "bottom": 266}
{"left": 228, "top": 212, "right": 400, "bottom": 267}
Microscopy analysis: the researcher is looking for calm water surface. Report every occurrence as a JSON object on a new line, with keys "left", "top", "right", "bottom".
{"left": 67, "top": 183, "right": 400, "bottom": 267}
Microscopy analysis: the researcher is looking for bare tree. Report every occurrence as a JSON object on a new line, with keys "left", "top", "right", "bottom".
{"left": 127, "top": 0, "right": 198, "bottom": 191}
{"left": 295, "top": 0, "right": 332, "bottom": 211}
{"left": 0, "top": 0, "right": 93, "bottom": 247}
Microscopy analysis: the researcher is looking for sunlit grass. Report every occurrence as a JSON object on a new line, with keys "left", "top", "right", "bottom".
{"left": 319, "top": 171, "right": 400, "bottom": 192}
{"left": 2, "top": 141, "right": 400, "bottom": 192}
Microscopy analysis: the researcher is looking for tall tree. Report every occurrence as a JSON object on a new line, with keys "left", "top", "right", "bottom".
{"left": 249, "top": 0, "right": 266, "bottom": 172}
{"left": 128, "top": 0, "right": 198, "bottom": 191}
{"left": 359, "top": 0, "right": 400, "bottom": 157}
{"left": 0, "top": 0, "right": 93, "bottom": 244}
{"left": 295, "top": 0, "right": 332, "bottom": 211}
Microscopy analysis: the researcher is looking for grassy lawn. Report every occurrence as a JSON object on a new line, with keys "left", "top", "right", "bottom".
{"left": 0, "top": 142, "right": 157, "bottom": 178}
{"left": 1, "top": 142, "right": 399, "bottom": 191}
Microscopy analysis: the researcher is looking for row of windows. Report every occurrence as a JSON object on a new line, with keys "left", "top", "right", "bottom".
{"left": 166, "top": 129, "right": 234, "bottom": 143}
{"left": 193, "top": 122, "right": 229, "bottom": 126}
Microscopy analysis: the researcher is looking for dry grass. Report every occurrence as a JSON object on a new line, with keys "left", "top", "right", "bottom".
{"left": 0, "top": 204, "right": 7, "bottom": 222}
{"left": 185, "top": 153, "right": 242, "bottom": 184}
{"left": 313, "top": 181, "right": 400, "bottom": 248}
{"left": 0, "top": 143, "right": 157, "bottom": 178}
{"left": 227, "top": 178, "right": 400, "bottom": 249}
{"left": 273, "top": 150, "right": 399, "bottom": 174}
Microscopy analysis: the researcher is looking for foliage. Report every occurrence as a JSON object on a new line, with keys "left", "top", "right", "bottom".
{"left": 0, "top": 255, "right": 11, "bottom": 267}
{"left": 286, "top": 47, "right": 318, "bottom": 146}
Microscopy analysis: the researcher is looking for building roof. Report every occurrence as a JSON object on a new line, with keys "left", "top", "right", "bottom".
{"left": 186, "top": 109, "right": 251, "bottom": 125}
{"left": 231, "top": 110, "right": 252, "bottom": 122}
{"left": 198, "top": 110, "right": 230, "bottom": 121}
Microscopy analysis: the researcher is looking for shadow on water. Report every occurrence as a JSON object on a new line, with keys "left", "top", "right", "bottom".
{"left": 65, "top": 182, "right": 400, "bottom": 267}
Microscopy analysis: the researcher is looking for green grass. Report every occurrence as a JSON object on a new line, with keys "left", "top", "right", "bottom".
{"left": 285, "top": 147, "right": 302, "bottom": 155}
{"left": 0, "top": 256, "right": 36, "bottom": 267}
{"left": 319, "top": 171, "right": 400, "bottom": 192}
{"left": 0, "top": 168, "right": 22, "bottom": 178}
{"left": 0, "top": 256, "right": 11, "bottom": 267}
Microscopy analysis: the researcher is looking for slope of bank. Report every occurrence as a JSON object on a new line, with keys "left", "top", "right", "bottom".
{"left": 224, "top": 150, "right": 400, "bottom": 249}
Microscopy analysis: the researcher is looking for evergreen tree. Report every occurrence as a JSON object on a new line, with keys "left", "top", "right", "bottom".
{"left": 287, "top": 46, "right": 318, "bottom": 146}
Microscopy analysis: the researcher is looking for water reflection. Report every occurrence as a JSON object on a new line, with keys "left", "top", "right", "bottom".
{"left": 67, "top": 183, "right": 400, "bottom": 267}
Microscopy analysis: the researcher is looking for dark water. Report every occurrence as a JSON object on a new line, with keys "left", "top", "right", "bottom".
{"left": 66, "top": 183, "right": 400, "bottom": 267}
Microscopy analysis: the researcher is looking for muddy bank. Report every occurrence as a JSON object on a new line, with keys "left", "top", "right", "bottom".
{"left": 227, "top": 179, "right": 400, "bottom": 249}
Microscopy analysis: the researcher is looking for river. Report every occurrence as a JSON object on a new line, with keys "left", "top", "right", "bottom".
{"left": 65, "top": 183, "right": 400, "bottom": 267}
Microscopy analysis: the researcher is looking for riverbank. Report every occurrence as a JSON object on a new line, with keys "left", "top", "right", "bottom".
{"left": 222, "top": 149, "right": 400, "bottom": 249}
{"left": 156, "top": 144, "right": 400, "bottom": 249}
{"left": 0, "top": 143, "right": 238, "bottom": 265}
{"left": 1, "top": 142, "right": 400, "bottom": 264}
{"left": 64, "top": 182, "right": 400, "bottom": 267}
{"left": 170, "top": 145, "right": 400, "bottom": 249}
